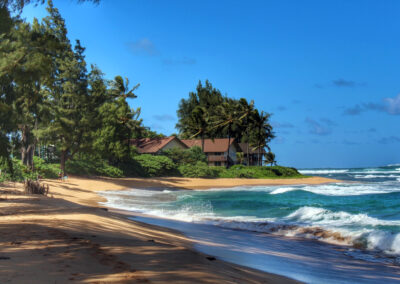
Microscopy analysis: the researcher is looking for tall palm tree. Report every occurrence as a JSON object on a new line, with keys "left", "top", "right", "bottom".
{"left": 110, "top": 76, "right": 139, "bottom": 100}
{"left": 237, "top": 98, "right": 255, "bottom": 166}
{"left": 249, "top": 110, "right": 274, "bottom": 166}
{"left": 213, "top": 100, "right": 249, "bottom": 167}
{"left": 184, "top": 106, "right": 209, "bottom": 151}
{"left": 109, "top": 76, "right": 140, "bottom": 154}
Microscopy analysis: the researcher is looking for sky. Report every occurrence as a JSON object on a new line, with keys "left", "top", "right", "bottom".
{"left": 21, "top": 0, "right": 400, "bottom": 168}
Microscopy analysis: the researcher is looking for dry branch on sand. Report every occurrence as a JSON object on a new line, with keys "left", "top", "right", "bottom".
{"left": 24, "top": 179, "right": 49, "bottom": 195}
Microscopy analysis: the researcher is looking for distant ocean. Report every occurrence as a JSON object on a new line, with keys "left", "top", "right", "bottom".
{"left": 100, "top": 164, "right": 400, "bottom": 283}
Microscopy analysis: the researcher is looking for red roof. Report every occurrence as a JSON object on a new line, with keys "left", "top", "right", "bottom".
{"left": 181, "top": 138, "right": 236, "bottom": 153}
{"left": 129, "top": 137, "right": 187, "bottom": 154}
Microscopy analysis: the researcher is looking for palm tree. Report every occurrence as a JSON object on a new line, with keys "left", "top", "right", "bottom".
{"left": 264, "top": 151, "right": 276, "bottom": 166}
{"left": 249, "top": 110, "right": 274, "bottom": 166}
{"left": 110, "top": 76, "right": 139, "bottom": 100}
{"left": 213, "top": 100, "right": 249, "bottom": 167}
{"left": 185, "top": 106, "right": 210, "bottom": 151}
{"left": 236, "top": 152, "right": 245, "bottom": 165}
{"left": 109, "top": 76, "right": 140, "bottom": 154}
{"left": 237, "top": 98, "right": 255, "bottom": 166}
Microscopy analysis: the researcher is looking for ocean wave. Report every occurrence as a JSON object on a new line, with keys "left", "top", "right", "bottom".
{"left": 299, "top": 169, "right": 349, "bottom": 174}
{"left": 351, "top": 170, "right": 400, "bottom": 174}
{"left": 270, "top": 183, "right": 400, "bottom": 196}
{"left": 207, "top": 207, "right": 400, "bottom": 256}
{"left": 387, "top": 164, "right": 400, "bottom": 167}
{"left": 285, "top": 206, "right": 400, "bottom": 227}
{"left": 354, "top": 174, "right": 400, "bottom": 179}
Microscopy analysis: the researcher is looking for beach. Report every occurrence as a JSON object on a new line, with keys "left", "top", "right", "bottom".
{"left": 0, "top": 176, "right": 331, "bottom": 284}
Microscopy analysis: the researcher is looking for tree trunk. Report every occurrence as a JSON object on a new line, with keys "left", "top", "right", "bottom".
{"left": 60, "top": 150, "right": 67, "bottom": 177}
{"left": 201, "top": 133, "right": 205, "bottom": 152}
{"left": 246, "top": 139, "right": 250, "bottom": 166}
{"left": 258, "top": 146, "right": 261, "bottom": 166}
{"left": 226, "top": 126, "right": 231, "bottom": 168}
{"left": 21, "top": 125, "right": 34, "bottom": 169}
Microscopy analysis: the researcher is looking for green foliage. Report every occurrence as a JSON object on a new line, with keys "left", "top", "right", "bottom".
{"left": 32, "top": 156, "right": 59, "bottom": 178}
{"left": 178, "top": 162, "right": 220, "bottom": 178}
{"left": 218, "top": 165, "right": 302, "bottom": 179}
{"left": 65, "top": 156, "right": 124, "bottom": 178}
{"left": 0, "top": 157, "right": 59, "bottom": 181}
{"left": 133, "top": 154, "right": 177, "bottom": 177}
{"left": 161, "top": 146, "right": 206, "bottom": 166}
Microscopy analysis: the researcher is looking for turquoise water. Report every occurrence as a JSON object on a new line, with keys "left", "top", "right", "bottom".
{"left": 100, "top": 164, "right": 400, "bottom": 261}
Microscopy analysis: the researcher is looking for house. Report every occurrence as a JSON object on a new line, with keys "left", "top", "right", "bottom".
{"left": 181, "top": 138, "right": 241, "bottom": 167}
{"left": 238, "top": 143, "right": 265, "bottom": 166}
{"left": 129, "top": 136, "right": 188, "bottom": 154}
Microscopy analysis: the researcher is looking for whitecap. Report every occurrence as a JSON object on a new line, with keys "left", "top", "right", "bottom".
{"left": 299, "top": 169, "right": 349, "bottom": 174}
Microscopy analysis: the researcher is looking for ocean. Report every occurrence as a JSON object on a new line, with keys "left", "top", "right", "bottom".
{"left": 100, "top": 165, "right": 400, "bottom": 283}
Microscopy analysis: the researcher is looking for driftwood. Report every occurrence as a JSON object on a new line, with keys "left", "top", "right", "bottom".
{"left": 24, "top": 179, "right": 49, "bottom": 195}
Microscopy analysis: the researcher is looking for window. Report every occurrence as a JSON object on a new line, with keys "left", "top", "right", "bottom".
{"left": 215, "top": 162, "right": 221, "bottom": 166}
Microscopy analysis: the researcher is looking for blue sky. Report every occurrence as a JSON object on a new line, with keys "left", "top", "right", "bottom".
{"left": 21, "top": 0, "right": 400, "bottom": 168}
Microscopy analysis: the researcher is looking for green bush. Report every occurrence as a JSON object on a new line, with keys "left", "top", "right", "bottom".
{"left": 178, "top": 161, "right": 220, "bottom": 178}
{"left": 0, "top": 157, "right": 51, "bottom": 181}
{"left": 33, "top": 157, "right": 59, "bottom": 178}
{"left": 218, "top": 165, "right": 302, "bottom": 179}
{"left": 66, "top": 156, "right": 124, "bottom": 178}
{"left": 161, "top": 146, "right": 206, "bottom": 166}
{"left": 133, "top": 154, "right": 177, "bottom": 177}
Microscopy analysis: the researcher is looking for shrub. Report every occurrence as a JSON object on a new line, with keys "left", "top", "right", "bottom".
{"left": 161, "top": 146, "right": 206, "bottom": 166}
{"left": 33, "top": 157, "right": 59, "bottom": 179}
{"left": 133, "top": 154, "right": 177, "bottom": 177}
{"left": 66, "top": 156, "right": 124, "bottom": 178}
{"left": 178, "top": 162, "right": 220, "bottom": 178}
{"left": 218, "top": 165, "right": 302, "bottom": 179}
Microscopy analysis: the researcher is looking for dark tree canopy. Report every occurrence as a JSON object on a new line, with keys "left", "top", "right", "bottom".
{"left": 0, "top": 0, "right": 99, "bottom": 12}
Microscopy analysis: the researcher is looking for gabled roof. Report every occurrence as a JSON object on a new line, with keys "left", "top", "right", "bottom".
{"left": 129, "top": 136, "right": 187, "bottom": 154}
{"left": 238, "top": 143, "right": 266, "bottom": 154}
{"left": 181, "top": 138, "right": 238, "bottom": 153}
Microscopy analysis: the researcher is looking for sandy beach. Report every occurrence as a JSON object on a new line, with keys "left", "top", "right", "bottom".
{"left": 0, "top": 176, "right": 335, "bottom": 283}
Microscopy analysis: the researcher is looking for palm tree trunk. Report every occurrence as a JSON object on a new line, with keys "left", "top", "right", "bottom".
{"left": 201, "top": 133, "right": 205, "bottom": 152}
{"left": 246, "top": 140, "right": 250, "bottom": 166}
{"left": 226, "top": 126, "right": 231, "bottom": 168}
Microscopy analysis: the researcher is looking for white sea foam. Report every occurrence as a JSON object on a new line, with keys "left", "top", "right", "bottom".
{"left": 354, "top": 174, "right": 400, "bottom": 179}
{"left": 299, "top": 169, "right": 349, "bottom": 174}
{"left": 285, "top": 206, "right": 400, "bottom": 227}
{"left": 100, "top": 185, "right": 400, "bottom": 257}
{"left": 271, "top": 183, "right": 400, "bottom": 196}
{"left": 204, "top": 207, "right": 400, "bottom": 255}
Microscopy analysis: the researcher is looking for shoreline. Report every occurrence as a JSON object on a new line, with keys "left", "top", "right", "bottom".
{"left": 1, "top": 176, "right": 335, "bottom": 283}
{"left": 95, "top": 178, "right": 400, "bottom": 283}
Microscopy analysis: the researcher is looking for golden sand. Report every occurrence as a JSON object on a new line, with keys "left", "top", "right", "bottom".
{"left": 0, "top": 176, "right": 334, "bottom": 283}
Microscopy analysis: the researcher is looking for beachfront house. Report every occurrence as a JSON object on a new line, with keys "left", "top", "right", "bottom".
{"left": 238, "top": 143, "right": 265, "bottom": 166}
{"left": 129, "top": 136, "right": 188, "bottom": 154}
{"left": 181, "top": 138, "right": 241, "bottom": 167}
{"left": 129, "top": 136, "right": 263, "bottom": 167}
